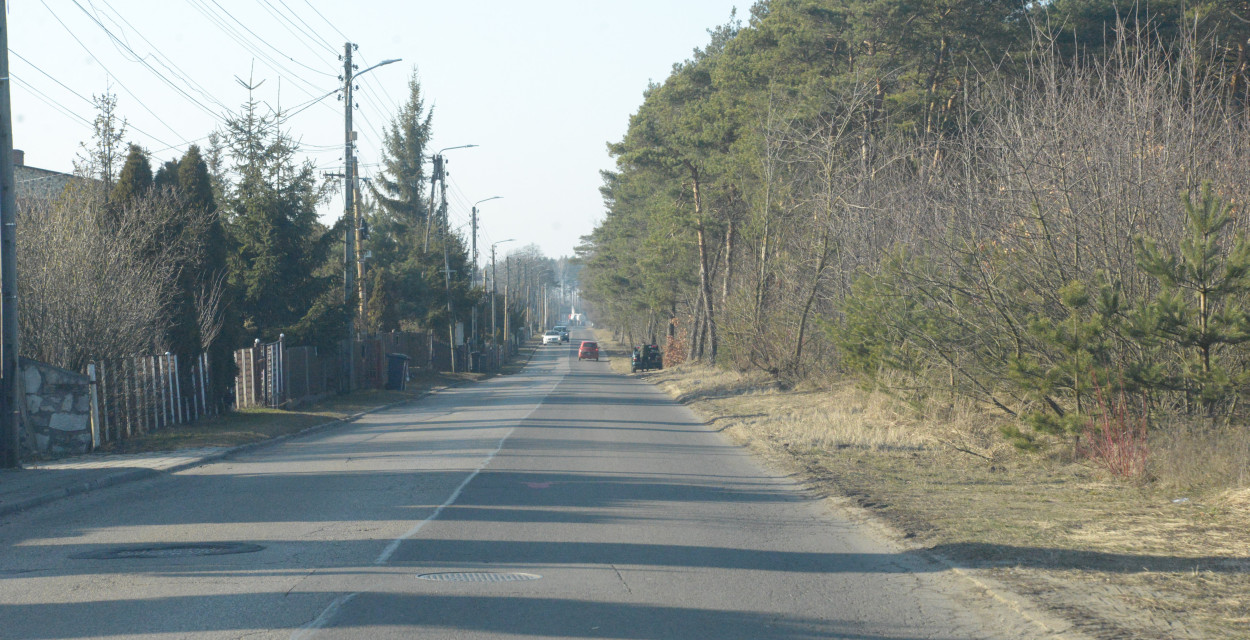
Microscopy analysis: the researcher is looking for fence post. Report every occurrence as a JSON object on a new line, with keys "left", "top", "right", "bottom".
{"left": 152, "top": 355, "right": 162, "bottom": 431}
{"left": 87, "top": 363, "right": 100, "bottom": 450}
{"left": 98, "top": 360, "right": 110, "bottom": 443}
{"left": 202, "top": 353, "right": 211, "bottom": 416}
{"left": 171, "top": 354, "right": 182, "bottom": 424}
{"left": 126, "top": 357, "right": 136, "bottom": 437}
{"left": 234, "top": 349, "right": 243, "bottom": 409}
{"left": 278, "top": 334, "right": 286, "bottom": 407}
{"left": 190, "top": 359, "right": 199, "bottom": 422}
{"left": 159, "top": 353, "right": 168, "bottom": 428}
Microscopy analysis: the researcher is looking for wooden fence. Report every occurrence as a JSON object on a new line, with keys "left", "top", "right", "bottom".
{"left": 87, "top": 352, "right": 217, "bottom": 444}
{"left": 80, "top": 329, "right": 519, "bottom": 448}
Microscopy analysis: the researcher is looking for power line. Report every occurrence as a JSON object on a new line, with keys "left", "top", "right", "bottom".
{"left": 303, "top": 0, "right": 349, "bottom": 42}
{"left": 10, "top": 49, "right": 180, "bottom": 150}
{"left": 266, "top": 0, "right": 339, "bottom": 57}
{"left": 9, "top": 75, "right": 95, "bottom": 130}
{"left": 41, "top": 0, "right": 197, "bottom": 146}
{"left": 253, "top": 0, "right": 339, "bottom": 74}
{"left": 183, "top": 0, "right": 331, "bottom": 106}
{"left": 206, "top": 0, "right": 334, "bottom": 82}
{"left": 71, "top": 0, "right": 225, "bottom": 121}
{"left": 356, "top": 53, "right": 400, "bottom": 111}
{"left": 88, "top": 0, "right": 231, "bottom": 112}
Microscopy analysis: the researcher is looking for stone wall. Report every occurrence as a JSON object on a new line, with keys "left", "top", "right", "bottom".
{"left": 20, "top": 357, "right": 92, "bottom": 456}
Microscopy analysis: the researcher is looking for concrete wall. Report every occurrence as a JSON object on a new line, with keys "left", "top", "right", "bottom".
{"left": 20, "top": 357, "right": 92, "bottom": 456}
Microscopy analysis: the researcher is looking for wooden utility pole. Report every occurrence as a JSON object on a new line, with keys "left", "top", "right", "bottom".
{"left": 342, "top": 41, "right": 356, "bottom": 392}
{"left": 504, "top": 256, "right": 510, "bottom": 343}
{"left": 423, "top": 154, "right": 442, "bottom": 253}
{"left": 470, "top": 205, "right": 477, "bottom": 349}
{"left": 440, "top": 173, "right": 456, "bottom": 373}
{"left": 353, "top": 157, "right": 366, "bottom": 323}
{"left": 490, "top": 244, "right": 498, "bottom": 346}
{"left": 0, "top": 8, "right": 20, "bottom": 467}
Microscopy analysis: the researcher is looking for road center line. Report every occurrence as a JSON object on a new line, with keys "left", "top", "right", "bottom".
{"left": 293, "top": 367, "right": 566, "bottom": 639}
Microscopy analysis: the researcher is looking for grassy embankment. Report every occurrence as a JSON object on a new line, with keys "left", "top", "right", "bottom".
{"left": 595, "top": 330, "right": 1250, "bottom": 640}
{"left": 97, "top": 341, "right": 540, "bottom": 454}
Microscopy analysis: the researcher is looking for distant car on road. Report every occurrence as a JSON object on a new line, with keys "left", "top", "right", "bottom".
{"left": 542, "top": 330, "right": 562, "bottom": 345}
{"left": 554, "top": 325, "right": 570, "bottom": 342}
{"left": 578, "top": 340, "right": 599, "bottom": 361}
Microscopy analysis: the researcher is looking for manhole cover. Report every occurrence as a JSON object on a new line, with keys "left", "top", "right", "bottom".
{"left": 416, "top": 572, "right": 542, "bottom": 583}
{"left": 71, "top": 542, "right": 264, "bottom": 559}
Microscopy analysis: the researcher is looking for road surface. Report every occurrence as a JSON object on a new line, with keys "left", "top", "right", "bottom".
{"left": 0, "top": 330, "right": 1051, "bottom": 639}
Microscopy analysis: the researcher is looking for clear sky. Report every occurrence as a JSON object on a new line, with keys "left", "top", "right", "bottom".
{"left": 8, "top": 0, "right": 742, "bottom": 264}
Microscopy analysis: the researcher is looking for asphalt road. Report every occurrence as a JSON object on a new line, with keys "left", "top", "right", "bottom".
{"left": 0, "top": 330, "right": 1051, "bottom": 639}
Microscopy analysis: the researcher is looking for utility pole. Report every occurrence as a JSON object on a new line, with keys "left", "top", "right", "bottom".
{"left": 353, "top": 156, "right": 366, "bottom": 324}
{"left": 423, "top": 154, "right": 442, "bottom": 253}
{"left": 489, "top": 239, "right": 513, "bottom": 349}
{"left": 470, "top": 206, "right": 477, "bottom": 350}
{"left": 504, "top": 256, "right": 510, "bottom": 345}
{"left": 439, "top": 172, "right": 456, "bottom": 373}
{"left": 491, "top": 244, "right": 498, "bottom": 345}
{"left": 342, "top": 41, "right": 356, "bottom": 393}
{"left": 0, "top": 8, "right": 20, "bottom": 467}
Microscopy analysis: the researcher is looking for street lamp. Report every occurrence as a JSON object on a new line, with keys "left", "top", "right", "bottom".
{"left": 491, "top": 239, "right": 515, "bottom": 354}
{"left": 342, "top": 46, "right": 400, "bottom": 393}
{"left": 469, "top": 196, "right": 503, "bottom": 350}
{"left": 426, "top": 144, "right": 477, "bottom": 372}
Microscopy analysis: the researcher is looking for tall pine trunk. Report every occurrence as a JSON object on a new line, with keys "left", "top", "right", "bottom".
{"left": 688, "top": 163, "right": 718, "bottom": 364}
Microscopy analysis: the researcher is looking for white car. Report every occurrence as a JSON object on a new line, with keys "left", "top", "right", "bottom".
{"left": 542, "top": 331, "right": 562, "bottom": 345}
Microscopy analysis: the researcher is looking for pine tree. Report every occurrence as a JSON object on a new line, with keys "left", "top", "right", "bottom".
{"left": 1134, "top": 182, "right": 1250, "bottom": 412}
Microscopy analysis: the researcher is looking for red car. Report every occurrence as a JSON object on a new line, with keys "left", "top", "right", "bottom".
{"left": 577, "top": 340, "right": 599, "bottom": 361}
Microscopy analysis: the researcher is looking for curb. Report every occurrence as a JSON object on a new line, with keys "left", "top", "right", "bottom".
{"left": 0, "top": 380, "right": 468, "bottom": 519}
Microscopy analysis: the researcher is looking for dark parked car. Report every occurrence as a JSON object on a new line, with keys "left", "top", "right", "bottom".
{"left": 630, "top": 344, "right": 662, "bottom": 372}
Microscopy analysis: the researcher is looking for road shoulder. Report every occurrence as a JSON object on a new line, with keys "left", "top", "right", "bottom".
{"left": 627, "top": 362, "right": 1244, "bottom": 640}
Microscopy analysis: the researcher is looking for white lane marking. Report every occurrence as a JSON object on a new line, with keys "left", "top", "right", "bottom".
{"left": 290, "top": 593, "right": 357, "bottom": 640}
{"left": 293, "top": 364, "right": 567, "bottom": 639}
{"left": 372, "top": 415, "right": 519, "bottom": 565}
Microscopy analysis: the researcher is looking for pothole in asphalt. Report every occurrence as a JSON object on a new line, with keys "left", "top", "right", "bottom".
{"left": 416, "top": 572, "right": 542, "bottom": 583}
{"left": 71, "top": 542, "right": 265, "bottom": 559}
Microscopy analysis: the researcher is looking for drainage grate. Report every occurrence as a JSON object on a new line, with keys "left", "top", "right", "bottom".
{"left": 71, "top": 542, "right": 264, "bottom": 560}
{"left": 416, "top": 572, "right": 542, "bottom": 583}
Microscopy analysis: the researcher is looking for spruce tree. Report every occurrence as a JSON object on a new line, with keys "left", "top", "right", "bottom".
{"left": 220, "top": 90, "right": 339, "bottom": 345}
{"left": 363, "top": 70, "right": 445, "bottom": 331}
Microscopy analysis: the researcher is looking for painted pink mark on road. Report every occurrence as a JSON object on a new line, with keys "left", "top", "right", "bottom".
{"left": 525, "top": 482, "right": 552, "bottom": 489}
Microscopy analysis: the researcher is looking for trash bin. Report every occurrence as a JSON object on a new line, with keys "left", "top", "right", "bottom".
{"left": 385, "top": 353, "right": 411, "bottom": 390}
{"left": 469, "top": 351, "right": 482, "bottom": 373}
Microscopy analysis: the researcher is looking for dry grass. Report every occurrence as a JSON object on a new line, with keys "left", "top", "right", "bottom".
{"left": 640, "top": 361, "right": 1250, "bottom": 640}
{"left": 1150, "top": 422, "right": 1250, "bottom": 491}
